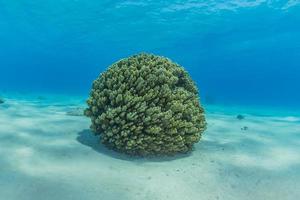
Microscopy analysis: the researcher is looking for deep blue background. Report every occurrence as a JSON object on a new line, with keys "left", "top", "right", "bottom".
{"left": 0, "top": 1, "right": 299, "bottom": 107}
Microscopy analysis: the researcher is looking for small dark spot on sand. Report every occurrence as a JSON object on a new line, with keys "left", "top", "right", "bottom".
{"left": 135, "top": 192, "right": 141, "bottom": 196}
{"left": 241, "top": 126, "right": 248, "bottom": 131}
{"left": 147, "top": 176, "right": 152, "bottom": 180}
{"left": 198, "top": 180, "right": 205, "bottom": 185}
{"left": 256, "top": 179, "right": 262, "bottom": 185}
{"left": 237, "top": 114, "right": 245, "bottom": 120}
{"left": 176, "top": 169, "right": 180, "bottom": 172}
{"left": 0, "top": 98, "right": 4, "bottom": 104}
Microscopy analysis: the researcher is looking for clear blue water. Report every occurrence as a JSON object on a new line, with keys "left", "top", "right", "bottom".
{"left": 1, "top": 1, "right": 299, "bottom": 109}
{"left": 1, "top": 2, "right": 300, "bottom": 200}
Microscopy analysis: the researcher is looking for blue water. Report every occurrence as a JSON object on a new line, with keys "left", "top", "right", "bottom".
{"left": 1, "top": 2, "right": 300, "bottom": 200}
{"left": 1, "top": 1, "right": 300, "bottom": 108}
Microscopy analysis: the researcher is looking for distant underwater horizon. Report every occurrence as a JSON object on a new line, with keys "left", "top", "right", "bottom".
{"left": 0, "top": 0, "right": 300, "bottom": 109}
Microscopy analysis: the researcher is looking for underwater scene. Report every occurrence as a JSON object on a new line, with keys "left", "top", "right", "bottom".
{"left": 0, "top": 1, "right": 300, "bottom": 200}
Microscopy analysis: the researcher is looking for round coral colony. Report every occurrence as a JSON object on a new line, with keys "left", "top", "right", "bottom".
{"left": 85, "top": 53, "right": 206, "bottom": 156}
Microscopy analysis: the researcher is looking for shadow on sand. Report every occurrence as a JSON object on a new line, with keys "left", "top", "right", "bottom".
{"left": 76, "top": 129, "right": 192, "bottom": 162}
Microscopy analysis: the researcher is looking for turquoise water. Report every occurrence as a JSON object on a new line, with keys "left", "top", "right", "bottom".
{"left": 1, "top": 1, "right": 300, "bottom": 200}
{"left": 1, "top": 1, "right": 300, "bottom": 107}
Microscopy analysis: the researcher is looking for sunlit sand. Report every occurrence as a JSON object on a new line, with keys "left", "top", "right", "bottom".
{"left": 1, "top": 95, "right": 299, "bottom": 200}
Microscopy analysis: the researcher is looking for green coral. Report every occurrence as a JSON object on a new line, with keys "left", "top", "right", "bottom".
{"left": 85, "top": 53, "right": 206, "bottom": 156}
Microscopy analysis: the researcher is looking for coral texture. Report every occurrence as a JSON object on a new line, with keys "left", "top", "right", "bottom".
{"left": 85, "top": 53, "right": 206, "bottom": 156}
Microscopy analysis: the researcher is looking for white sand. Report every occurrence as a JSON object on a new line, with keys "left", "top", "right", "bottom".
{"left": 0, "top": 96, "right": 300, "bottom": 200}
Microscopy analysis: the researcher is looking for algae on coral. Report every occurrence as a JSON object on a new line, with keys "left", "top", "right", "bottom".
{"left": 85, "top": 53, "right": 206, "bottom": 156}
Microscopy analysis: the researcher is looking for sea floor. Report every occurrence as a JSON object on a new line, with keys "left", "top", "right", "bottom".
{"left": 0, "top": 94, "right": 300, "bottom": 200}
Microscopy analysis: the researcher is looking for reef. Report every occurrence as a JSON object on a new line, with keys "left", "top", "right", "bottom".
{"left": 85, "top": 53, "right": 206, "bottom": 156}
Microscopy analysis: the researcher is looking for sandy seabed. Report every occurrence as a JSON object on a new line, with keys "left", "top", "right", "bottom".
{"left": 0, "top": 95, "right": 300, "bottom": 200}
